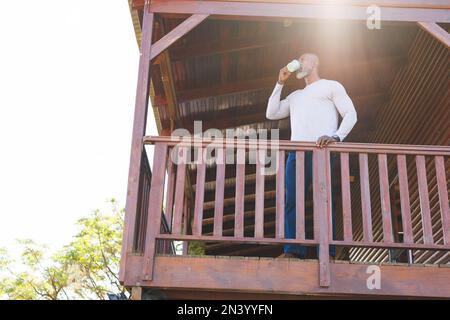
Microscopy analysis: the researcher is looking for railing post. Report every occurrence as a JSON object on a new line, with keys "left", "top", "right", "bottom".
{"left": 313, "top": 148, "right": 331, "bottom": 288}
{"left": 142, "top": 142, "right": 168, "bottom": 281}
{"left": 119, "top": 1, "right": 154, "bottom": 282}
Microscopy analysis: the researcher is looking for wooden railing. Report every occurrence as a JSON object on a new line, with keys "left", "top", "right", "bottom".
{"left": 137, "top": 136, "right": 450, "bottom": 287}
{"left": 132, "top": 149, "right": 174, "bottom": 255}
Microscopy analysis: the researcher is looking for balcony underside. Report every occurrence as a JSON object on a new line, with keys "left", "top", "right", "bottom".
{"left": 123, "top": 254, "right": 450, "bottom": 299}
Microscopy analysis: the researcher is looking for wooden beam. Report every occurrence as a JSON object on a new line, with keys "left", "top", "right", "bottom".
{"left": 203, "top": 0, "right": 450, "bottom": 10}
{"left": 417, "top": 22, "right": 450, "bottom": 48}
{"left": 134, "top": 0, "right": 450, "bottom": 11}
{"left": 170, "top": 34, "right": 292, "bottom": 61}
{"left": 119, "top": 4, "right": 154, "bottom": 283}
{"left": 150, "top": 14, "right": 210, "bottom": 61}
{"left": 155, "top": 17, "right": 197, "bottom": 207}
{"left": 133, "top": 0, "right": 450, "bottom": 23}
{"left": 125, "top": 255, "right": 450, "bottom": 298}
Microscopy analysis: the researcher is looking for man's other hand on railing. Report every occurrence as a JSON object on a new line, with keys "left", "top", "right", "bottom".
{"left": 316, "top": 135, "right": 340, "bottom": 148}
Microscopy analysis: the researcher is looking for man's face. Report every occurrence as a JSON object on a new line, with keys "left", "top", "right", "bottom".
{"left": 298, "top": 54, "right": 317, "bottom": 76}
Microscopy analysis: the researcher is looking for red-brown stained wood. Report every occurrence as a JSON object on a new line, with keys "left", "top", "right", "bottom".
{"left": 340, "top": 152, "right": 353, "bottom": 241}
{"left": 182, "top": 198, "right": 189, "bottom": 255}
{"left": 193, "top": 148, "right": 206, "bottom": 236}
{"left": 142, "top": 143, "right": 168, "bottom": 280}
{"left": 119, "top": 6, "right": 154, "bottom": 282}
{"left": 276, "top": 150, "right": 285, "bottom": 239}
{"left": 435, "top": 156, "right": 450, "bottom": 245}
{"left": 214, "top": 148, "right": 226, "bottom": 237}
{"left": 325, "top": 150, "right": 333, "bottom": 241}
{"left": 416, "top": 155, "right": 434, "bottom": 245}
{"left": 145, "top": 136, "right": 450, "bottom": 156}
{"left": 255, "top": 149, "right": 265, "bottom": 238}
{"left": 150, "top": 14, "right": 209, "bottom": 61}
{"left": 235, "top": 147, "right": 246, "bottom": 237}
{"left": 172, "top": 147, "right": 187, "bottom": 235}
{"left": 136, "top": 0, "right": 450, "bottom": 23}
{"left": 164, "top": 157, "right": 175, "bottom": 230}
{"left": 378, "top": 154, "right": 394, "bottom": 243}
{"left": 313, "top": 149, "right": 330, "bottom": 287}
{"left": 397, "top": 154, "right": 413, "bottom": 244}
{"left": 127, "top": 255, "right": 450, "bottom": 298}
{"left": 295, "top": 151, "right": 305, "bottom": 240}
{"left": 359, "top": 153, "right": 373, "bottom": 242}
{"left": 313, "top": 151, "right": 319, "bottom": 241}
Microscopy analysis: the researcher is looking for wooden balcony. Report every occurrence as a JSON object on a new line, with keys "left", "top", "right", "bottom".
{"left": 119, "top": 136, "right": 450, "bottom": 299}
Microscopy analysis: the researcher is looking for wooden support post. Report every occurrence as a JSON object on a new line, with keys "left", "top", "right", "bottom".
{"left": 313, "top": 148, "right": 331, "bottom": 288}
{"left": 119, "top": 2, "right": 154, "bottom": 282}
{"left": 131, "top": 287, "right": 143, "bottom": 300}
{"left": 142, "top": 143, "right": 168, "bottom": 281}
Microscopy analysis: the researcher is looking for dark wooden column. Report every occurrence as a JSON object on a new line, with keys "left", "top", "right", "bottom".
{"left": 119, "top": 0, "right": 154, "bottom": 283}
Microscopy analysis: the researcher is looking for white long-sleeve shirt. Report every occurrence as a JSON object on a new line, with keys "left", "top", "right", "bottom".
{"left": 266, "top": 79, "right": 357, "bottom": 142}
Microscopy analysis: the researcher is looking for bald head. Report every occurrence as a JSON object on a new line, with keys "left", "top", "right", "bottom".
{"left": 298, "top": 53, "right": 320, "bottom": 77}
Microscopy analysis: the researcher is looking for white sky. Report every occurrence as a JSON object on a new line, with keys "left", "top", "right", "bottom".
{"left": 0, "top": 0, "right": 157, "bottom": 252}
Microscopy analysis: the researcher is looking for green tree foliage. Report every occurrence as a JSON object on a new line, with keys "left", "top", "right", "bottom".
{"left": 0, "top": 199, "right": 125, "bottom": 300}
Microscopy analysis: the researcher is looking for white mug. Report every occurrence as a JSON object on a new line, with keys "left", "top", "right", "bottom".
{"left": 286, "top": 59, "right": 301, "bottom": 72}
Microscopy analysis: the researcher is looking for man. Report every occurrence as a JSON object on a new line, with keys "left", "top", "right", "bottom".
{"left": 266, "top": 53, "right": 357, "bottom": 259}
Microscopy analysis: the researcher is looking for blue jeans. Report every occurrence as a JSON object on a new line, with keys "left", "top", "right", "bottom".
{"left": 284, "top": 151, "right": 337, "bottom": 258}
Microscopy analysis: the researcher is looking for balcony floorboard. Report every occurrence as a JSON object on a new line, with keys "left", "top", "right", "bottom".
{"left": 124, "top": 254, "right": 450, "bottom": 298}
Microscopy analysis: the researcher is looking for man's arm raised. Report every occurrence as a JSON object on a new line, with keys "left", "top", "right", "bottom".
{"left": 266, "top": 66, "right": 292, "bottom": 120}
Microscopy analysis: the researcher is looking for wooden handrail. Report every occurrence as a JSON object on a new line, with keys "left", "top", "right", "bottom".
{"left": 143, "top": 136, "right": 450, "bottom": 155}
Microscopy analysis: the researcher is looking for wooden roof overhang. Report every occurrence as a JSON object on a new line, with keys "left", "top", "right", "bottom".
{"left": 129, "top": 0, "right": 449, "bottom": 138}
{"left": 126, "top": 0, "right": 449, "bottom": 262}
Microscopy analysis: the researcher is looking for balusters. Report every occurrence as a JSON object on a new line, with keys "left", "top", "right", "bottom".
{"left": 378, "top": 154, "right": 393, "bottom": 243}
{"left": 359, "top": 153, "right": 373, "bottom": 242}
{"left": 397, "top": 155, "right": 413, "bottom": 244}
{"left": 164, "top": 158, "right": 175, "bottom": 231}
{"left": 213, "top": 147, "right": 226, "bottom": 237}
{"left": 193, "top": 147, "right": 206, "bottom": 236}
{"left": 142, "top": 142, "right": 168, "bottom": 280}
{"left": 340, "top": 152, "right": 353, "bottom": 242}
{"left": 255, "top": 148, "right": 265, "bottom": 238}
{"left": 295, "top": 151, "right": 306, "bottom": 240}
{"left": 435, "top": 156, "right": 450, "bottom": 245}
{"left": 276, "top": 150, "right": 285, "bottom": 239}
{"left": 416, "top": 155, "right": 433, "bottom": 245}
{"left": 234, "top": 147, "right": 246, "bottom": 238}
{"left": 172, "top": 146, "right": 187, "bottom": 235}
